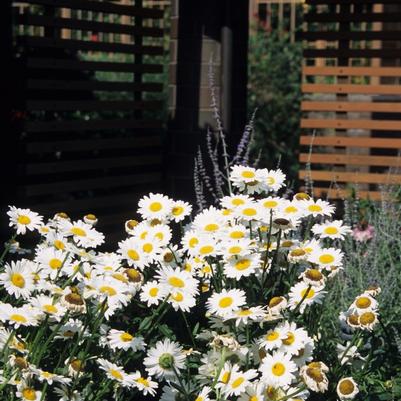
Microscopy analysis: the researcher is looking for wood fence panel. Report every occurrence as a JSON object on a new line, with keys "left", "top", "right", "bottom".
{"left": 300, "top": 1, "right": 401, "bottom": 200}
{"left": 7, "top": 0, "right": 166, "bottom": 240}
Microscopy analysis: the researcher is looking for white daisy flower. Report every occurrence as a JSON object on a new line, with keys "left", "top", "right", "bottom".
{"left": 143, "top": 338, "right": 186, "bottom": 380}
{"left": 238, "top": 381, "right": 266, "bottom": 401}
{"left": 299, "top": 361, "right": 329, "bottom": 393}
{"left": 234, "top": 201, "right": 262, "bottom": 221}
{"left": 128, "top": 371, "right": 158, "bottom": 396}
{"left": 107, "top": 329, "right": 145, "bottom": 352}
{"left": 288, "top": 282, "right": 326, "bottom": 313}
{"left": 223, "top": 368, "right": 258, "bottom": 397}
{"left": 193, "top": 386, "right": 212, "bottom": 401}
{"left": 30, "top": 295, "right": 67, "bottom": 322}
{"left": 308, "top": 247, "right": 343, "bottom": 268}
{"left": 59, "top": 219, "right": 104, "bottom": 248}
{"left": 225, "top": 306, "right": 266, "bottom": 327}
{"left": 168, "top": 291, "right": 196, "bottom": 312}
{"left": 138, "top": 193, "right": 173, "bottom": 220}
{"left": 170, "top": 200, "right": 192, "bottom": 222}
{"left": 337, "top": 377, "right": 359, "bottom": 400}
{"left": 278, "top": 321, "right": 312, "bottom": 356}
{"left": 258, "top": 196, "right": 283, "bottom": 212}
{"left": 7, "top": 206, "right": 43, "bottom": 235}
{"left": 349, "top": 294, "right": 378, "bottom": 314}
{"left": 301, "top": 198, "right": 335, "bottom": 217}
{"left": 259, "top": 351, "right": 297, "bottom": 387}
{"left": 118, "top": 237, "right": 149, "bottom": 270}
{"left": 312, "top": 220, "right": 351, "bottom": 240}
{"left": 35, "top": 247, "right": 71, "bottom": 279}
{"left": 260, "top": 168, "right": 286, "bottom": 192}
{"left": 30, "top": 367, "right": 71, "bottom": 385}
{"left": 0, "top": 304, "right": 38, "bottom": 328}
{"left": 207, "top": 289, "right": 246, "bottom": 317}
{"left": 223, "top": 254, "right": 260, "bottom": 279}
{"left": 0, "top": 260, "right": 35, "bottom": 299}
{"left": 140, "top": 280, "right": 168, "bottom": 306}
{"left": 97, "top": 358, "right": 130, "bottom": 386}
{"left": 16, "top": 385, "right": 42, "bottom": 401}
{"left": 221, "top": 194, "right": 251, "bottom": 210}
{"left": 54, "top": 318, "right": 88, "bottom": 341}
{"left": 88, "top": 277, "right": 130, "bottom": 307}
{"left": 258, "top": 324, "right": 287, "bottom": 351}
{"left": 156, "top": 266, "right": 199, "bottom": 296}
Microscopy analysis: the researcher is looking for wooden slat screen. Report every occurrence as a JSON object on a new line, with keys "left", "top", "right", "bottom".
{"left": 300, "top": 1, "right": 401, "bottom": 200}
{"left": 10, "top": 0, "right": 165, "bottom": 241}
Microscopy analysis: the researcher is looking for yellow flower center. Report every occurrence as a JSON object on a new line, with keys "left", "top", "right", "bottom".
{"left": 359, "top": 311, "right": 376, "bottom": 325}
{"left": 54, "top": 240, "right": 65, "bottom": 250}
{"left": 189, "top": 238, "right": 199, "bottom": 248}
{"left": 149, "top": 202, "right": 162, "bottom": 212}
{"left": 305, "top": 269, "right": 323, "bottom": 281}
{"left": 250, "top": 396, "right": 259, "bottom": 401}
{"left": 199, "top": 245, "right": 214, "bottom": 255}
{"left": 11, "top": 273, "right": 25, "bottom": 288}
{"left": 142, "top": 243, "right": 153, "bottom": 253}
{"left": 195, "top": 397, "right": 203, "bottom": 401}
{"left": 171, "top": 292, "right": 184, "bottom": 302}
{"left": 172, "top": 206, "right": 184, "bottom": 216}
{"left": 237, "top": 309, "right": 252, "bottom": 316}
{"left": 17, "top": 215, "right": 31, "bottom": 225}
{"left": 306, "top": 367, "right": 324, "bottom": 382}
{"left": 269, "top": 296, "right": 284, "bottom": 308}
{"left": 242, "top": 171, "right": 255, "bottom": 179}
{"left": 324, "top": 226, "right": 338, "bottom": 235}
{"left": 140, "top": 231, "right": 148, "bottom": 240}
{"left": 355, "top": 297, "right": 371, "bottom": 309}
{"left": 221, "top": 371, "right": 231, "bottom": 384}
{"left": 110, "top": 369, "right": 123, "bottom": 380}
{"left": 42, "top": 371, "right": 54, "bottom": 379}
{"left": 155, "top": 232, "right": 164, "bottom": 241}
{"left": 235, "top": 259, "right": 251, "bottom": 271}
{"left": 22, "top": 388, "right": 37, "bottom": 400}
{"left": 136, "top": 377, "right": 150, "bottom": 387}
{"left": 266, "top": 331, "right": 279, "bottom": 341}
{"left": 44, "top": 304, "right": 58, "bottom": 314}
{"left": 338, "top": 379, "right": 355, "bottom": 395}
{"left": 308, "top": 205, "right": 323, "bottom": 212}
{"left": 49, "top": 258, "right": 62, "bottom": 270}
{"left": 232, "top": 198, "right": 245, "bottom": 206}
{"left": 263, "top": 200, "right": 278, "bottom": 208}
{"left": 168, "top": 276, "right": 185, "bottom": 288}
{"left": 10, "top": 314, "right": 27, "bottom": 323}
{"left": 272, "top": 362, "right": 285, "bottom": 376}
{"left": 120, "top": 332, "right": 133, "bottom": 342}
{"left": 99, "top": 286, "right": 117, "bottom": 296}
{"left": 290, "top": 249, "right": 306, "bottom": 257}
{"left": 282, "top": 332, "right": 295, "bottom": 345}
{"left": 112, "top": 273, "right": 128, "bottom": 283}
{"left": 229, "top": 246, "right": 242, "bottom": 254}
{"left": 204, "top": 223, "right": 219, "bottom": 232}
{"left": 267, "top": 176, "right": 276, "bottom": 185}
{"left": 127, "top": 249, "right": 140, "bottom": 261}
{"left": 71, "top": 227, "right": 86, "bottom": 236}
{"left": 232, "top": 377, "right": 245, "bottom": 388}
{"left": 242, "top": 208, "right": 257, "bottom": 216}
{"left": 218, "top": 296, "right": 233, "bottom": 308}
{"left": 230, "top": 231, "right": 244, "bottom": 239}
{"left": 149, "top": 287, "right": 159, "bottom": 297}
{"left": 319, "top": 254, "right": 335, "bottom": 264}
{"left": 285, "top": 206, "right": 298, "bottom": 213}
{"left": 301, "top": 287, "right": 315, "bottom": 299}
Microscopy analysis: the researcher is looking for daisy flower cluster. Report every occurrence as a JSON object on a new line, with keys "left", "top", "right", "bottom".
{"left": 0, "top": 166, "right": 383, "bottom": 401}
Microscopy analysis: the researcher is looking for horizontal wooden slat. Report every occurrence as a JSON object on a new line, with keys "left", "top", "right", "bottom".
{"left": 299, "top": 170, "right": 401, "bottom": 185}
{"left": 27, "top": 79, "right": 163, "bottom": 92}
{"left": 301, "top": 31, "right": 401, "bottom": 41}
{"left": 27, "top": 58, "right": 163, "bottom": 73}
{"left": 20, "top": 0, "right": 164, "bottom": 18}
{"left": 299, "top": 153, "right": 401, "bottom": 167}
{"left": 306, "top": 0, "right": 399, "bottom": 4}
{"left": 26, "top": 135, "right": 161, "bottom": 154}
{"left": 19, "top": 36, "right": 163, "bottom": 56}
{"left": 23, "top": 172, "right": 162, "bottom": 196}
{"left": 300, "top": 135, "right": 401, "bottom": 148}
{"left": 304, "top": 49, "right": 401, "bottom": 59}
{"left": 24, "top": 119, "right": 162, "bottom": 132}
{"left": 307, "top": 186, "right": 386, "bottom": 201}
{"left": 303, "top": 66, "right": 401, "bottom": 77}
{"left": 301, "top": 119, "right": 401, "bottom": 131}
{"left": 301, "top": 101, "right": 401, "bottom": 113}
{"left": 305, "top": 13, "right": 401, "bottom": 23}
{"left": 25, "top": 154, "right": 162, "bottom": 175}
{"left": 15, "top": 15, "right": 164, "bottom": 37}
{"left": 26, "top": 100, "right": 162, "bottom": 111}
{"left": 302, "top": 84, "right": 401, "bottom": 95}
{"left": 33, "top": 191, "right": 147, "bottom": 213}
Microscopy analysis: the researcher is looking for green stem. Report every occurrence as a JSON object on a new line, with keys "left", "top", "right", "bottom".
{"left": 180, "top": 310, "right": 196, "bottom": 348}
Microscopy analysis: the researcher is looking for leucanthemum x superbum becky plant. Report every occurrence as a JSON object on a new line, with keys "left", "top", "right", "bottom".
{"left": 0, "top": 166, "right": 387, "bottom": 401}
